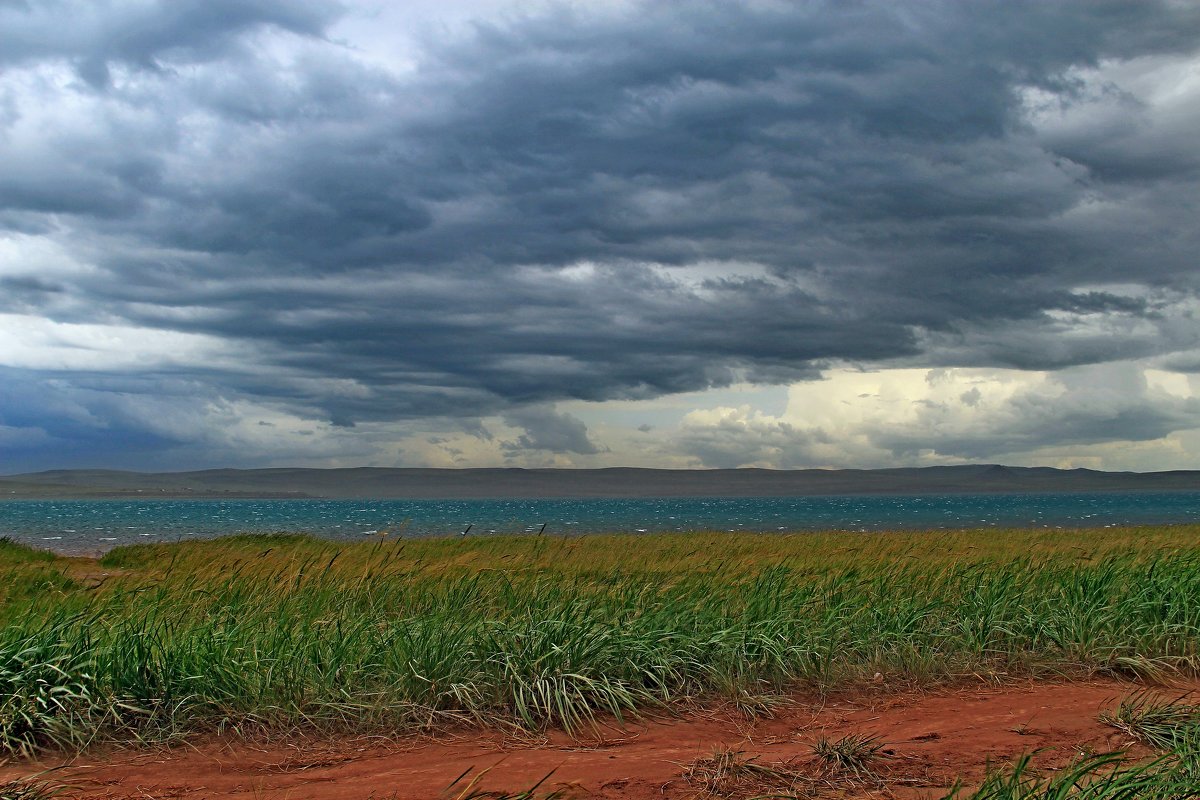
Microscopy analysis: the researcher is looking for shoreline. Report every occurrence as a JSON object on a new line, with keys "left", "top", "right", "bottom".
{"left": 7, "top": 519, "right": 1200, "bottom": 559}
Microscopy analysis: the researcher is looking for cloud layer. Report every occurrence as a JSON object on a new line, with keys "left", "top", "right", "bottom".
{"left": 672, "top": 366, "right": 1200, "bottom": 471}
{"left": 2, "top": 1, "right": 1199, "bottom": 470}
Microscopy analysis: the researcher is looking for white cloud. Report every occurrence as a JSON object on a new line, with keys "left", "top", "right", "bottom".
{"left": 670, "top": 363, "right": 1200, "bottom": 470}
{"left": 0, "top": 313, "right": 247, "bottom": 371}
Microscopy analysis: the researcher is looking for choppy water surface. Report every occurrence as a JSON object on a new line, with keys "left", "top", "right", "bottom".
{"left": 3, "top": 492, "right": 1200, "bottom": 554}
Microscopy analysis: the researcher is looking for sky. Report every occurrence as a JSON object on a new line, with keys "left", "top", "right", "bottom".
{"left": 2, "top": 0, "right": 1200, "bottom": 474}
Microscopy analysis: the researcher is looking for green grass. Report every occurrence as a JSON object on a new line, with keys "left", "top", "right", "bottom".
{"left": 946, "top": 691, "right": 1200, "bottom": 799}
{"left": 1100, "top": 691, "right": 1200, "bottom": 751}
{"left": 0, "top": 527, "right": 1198, "bottom": 766}
{"left": 0, "top": 538, "right": 56, "bottom": 565}
{"left": 0, "top": 780, "right": 60, "bottom": 800}
{"left": 0, "top": 538, "right": 80, "bottom": 611}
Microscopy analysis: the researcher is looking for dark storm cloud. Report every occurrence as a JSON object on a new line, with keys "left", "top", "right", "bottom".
{"left": 0, "top": 275, "right": 63, "bottom": 301}
{"left": 0, "top": 0, "right": 337, "bottom": 85}
{"left": 3, "top": 0, "right": 1200, "bottom": 467}
{"left": 0, "top": 367, "right": 198, "bottom": 469}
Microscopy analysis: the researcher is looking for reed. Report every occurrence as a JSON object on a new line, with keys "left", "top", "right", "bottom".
{"left": 0, "top": 527, "right": 1197, "bottom": 762}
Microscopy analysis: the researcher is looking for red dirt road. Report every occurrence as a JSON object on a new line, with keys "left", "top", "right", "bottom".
{"left": 3, "top": 678, "right": 1188, "bottom": 799}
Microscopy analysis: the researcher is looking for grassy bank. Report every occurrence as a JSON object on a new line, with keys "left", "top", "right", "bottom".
{"left": 1, "top": 527, "right": 1199, "bottom": 763}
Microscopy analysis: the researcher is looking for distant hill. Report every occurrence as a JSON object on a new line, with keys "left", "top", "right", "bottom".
{"left": 2, "top": 465, "right": 1199, "bottom": 499}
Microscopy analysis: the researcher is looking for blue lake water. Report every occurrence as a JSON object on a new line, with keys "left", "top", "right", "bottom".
{"left": 3, "top": 492, "right": 1200, "bottom": 554}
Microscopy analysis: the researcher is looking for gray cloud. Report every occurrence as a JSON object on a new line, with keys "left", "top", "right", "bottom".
{"left": 503, "top": 406, "right": 601, "bottom": 455}
{"left": 676, "top": 410, "right": 821, "bottom": 470}
{"left": 0, "top": 0, "right": 337, "bottom": 85}
{"left": 2, "top": 1, "right": 1200, "bottom": 468}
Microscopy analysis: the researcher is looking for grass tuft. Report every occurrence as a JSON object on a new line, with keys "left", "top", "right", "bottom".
{"left": 0, "top": 778, "right": 62, "bottom": 800}
{"left": 944, "top": 751, "right": 1192, "bottom": 800}
{"left": 682, "top": 748, "right": 803, "bottom": 797}
{"left": 1100, "top": 691, "right": 1200, "bottom": 751}
{"left": 947, "top": 691, "right": 1200, "bottom": 799}
{"left": 811, "top": 732, "right": 890, "bottom": 780}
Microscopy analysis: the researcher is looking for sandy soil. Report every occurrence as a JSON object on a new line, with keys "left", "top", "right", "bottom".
{"left": 3, "top": 677, "right": 1189, "bottom": 800}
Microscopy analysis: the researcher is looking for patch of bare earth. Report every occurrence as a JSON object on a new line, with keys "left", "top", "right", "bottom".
{"left": 2, "top": 677, "right": 1189, "bottom": 799}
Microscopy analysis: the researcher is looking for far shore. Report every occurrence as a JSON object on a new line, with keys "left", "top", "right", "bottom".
{"left": 4, "top": 463, "right": 1200, "bottom": 499}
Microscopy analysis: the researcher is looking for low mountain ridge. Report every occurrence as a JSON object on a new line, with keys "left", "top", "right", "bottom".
{"left": 3, "top": 465, "right": 1198, "bottom": 499}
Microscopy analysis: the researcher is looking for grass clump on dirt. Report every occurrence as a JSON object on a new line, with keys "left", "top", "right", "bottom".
{"left": 811, "top": 732, "right": 892, "bottom": 780}
{"left": 940, "top": 692, "right": 1200, "bottom": 800}
{"left": 0, "top": 527, "right": 1197, "bottom": 762}
{"left": 682, "top": 738, "right": 898, "bottom": 798}
{"left": 0, "top": 778, "right": 60, "bottom": 800}
{"left": 1100, "top": 691, "right": 1200, "bottom": 751}
{"left": 951, "top": 753, "right": 1173, "bottom": 799}
{"left": 948, "top": 748, "right": 1200, "bottom": 800}
{"left": 682, "top": 748, "right": 805, "bottom": 797}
